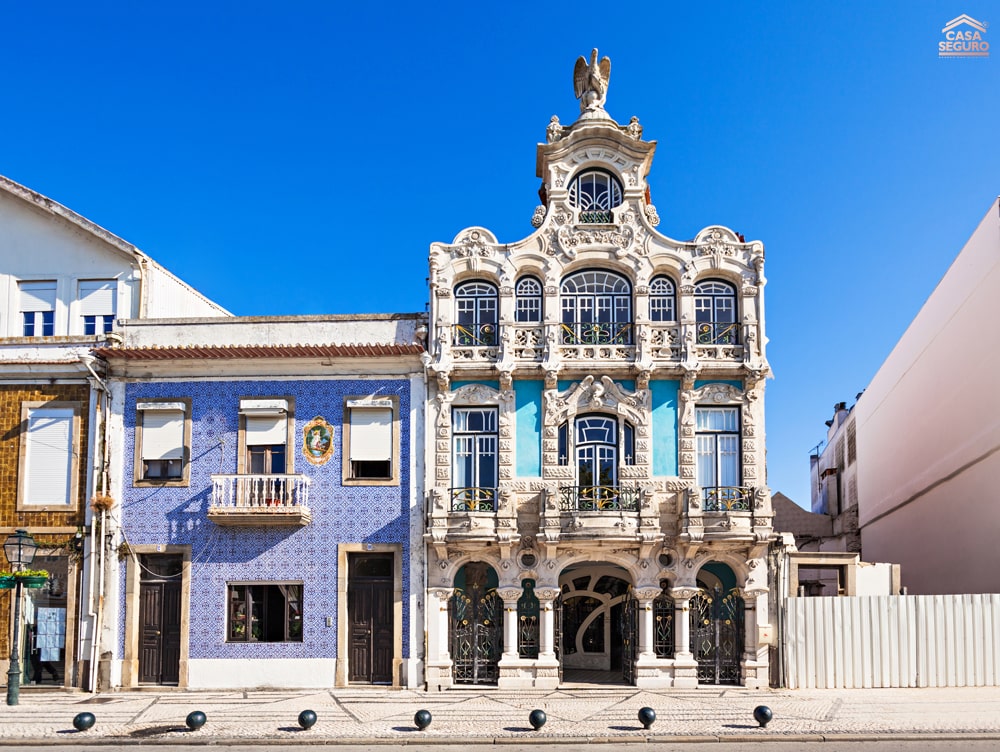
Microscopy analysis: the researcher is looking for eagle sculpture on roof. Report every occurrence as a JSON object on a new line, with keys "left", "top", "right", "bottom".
{"left": 573, "top": 48, "right": 611, "bottom": 112}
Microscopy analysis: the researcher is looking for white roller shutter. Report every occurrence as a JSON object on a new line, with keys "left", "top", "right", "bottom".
{"left": 23, "top": 408, "right": 74, "bottom": 506}
{"left": 246, "top": 415, "right": 286, "bottom": 446}
{"left": 19, "top": 281, "right": 57, "bottom": 312}
{"left": 141, "top": 409, "right": 184, "bottom": 460}
{"left": 349, "top": 407, "right": 392, "bottom": 462}
{"left": 78, "top": 280, "right": 116, "bottom": 316}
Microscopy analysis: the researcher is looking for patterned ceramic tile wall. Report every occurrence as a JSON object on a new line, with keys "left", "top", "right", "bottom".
{"left": 118, "top": 378, "right": 412, "bottom": 661}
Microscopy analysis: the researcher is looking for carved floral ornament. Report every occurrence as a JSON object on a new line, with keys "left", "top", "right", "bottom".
{"left": 449, "top": 228, "right": 499, "bottom": 262}
{"left": 544, "top": 375, "right": 648, "bottom": 428}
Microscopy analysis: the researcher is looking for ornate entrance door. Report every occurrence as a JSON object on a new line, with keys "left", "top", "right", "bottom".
{"left": 449, "top": 563, "right": 501, "bottom": 684}
{"left": 690, "top": 587, "right": 744, "bottom": 685}
{"left": 620, "top": 587, "right": 638, "bottom": 685}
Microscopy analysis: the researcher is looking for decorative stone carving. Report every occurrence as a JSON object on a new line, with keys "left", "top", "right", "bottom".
{"left": 574, "top": 49, "right": 611, "bottom": 112}
{"left": 626, "top": 116, "right": 642, "bottom": 139}
{"left": 546, "top": 116, "right": 564, "bottom": 143}
{"left": 644, "top": 203, "right": 660, "bottom": 227}
{"left": 531, "top": 205, "right": 547, "bottom": 228}
{"left": 555, "top": 223, "right": 635, "bottom": 258}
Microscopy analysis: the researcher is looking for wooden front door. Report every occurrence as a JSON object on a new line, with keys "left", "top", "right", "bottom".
{"left": 138, "top": 555, "right": 182, "bottom": 685}
{"left": 347, "top": 554, "right": 394, "bottom": 684}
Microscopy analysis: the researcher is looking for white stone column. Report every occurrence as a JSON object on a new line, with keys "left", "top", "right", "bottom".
{"left": 425, "top": 588, "right": 455, "bottom": 690}
{"left": 740, "top": 587, "right": 769, "bottom": 689}
{"left": 497, "top": 588, "right": 523, "bottom": 660}
{"left": 533, "top": 587, "right": 561, "bottom": 689}
{"left": 670, "top": 586, "right": 700, "bottom": 688}
{"left": 634, "top": 588, "right": 661, "bottom": 660}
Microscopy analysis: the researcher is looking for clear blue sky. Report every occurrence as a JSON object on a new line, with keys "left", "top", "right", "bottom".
{"left": 2, "top": 2, "right": 997, "bottom": 507}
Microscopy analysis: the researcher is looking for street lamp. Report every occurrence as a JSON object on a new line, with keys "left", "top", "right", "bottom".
{"left": 5, "top": 529, "right": 38, "bottom": 706}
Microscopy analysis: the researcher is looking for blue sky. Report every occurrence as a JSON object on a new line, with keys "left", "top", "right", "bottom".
{"left": 2, "top": 2, "right": 997, "bottom": 507}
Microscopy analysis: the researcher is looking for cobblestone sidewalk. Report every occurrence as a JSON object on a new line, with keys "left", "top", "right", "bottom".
{"left": 1, "top": 686, "right": 999, "bottom": 745}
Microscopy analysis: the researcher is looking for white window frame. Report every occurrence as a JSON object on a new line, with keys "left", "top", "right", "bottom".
{"left": 77, "top": 279, "right": 118, "bottom": 336}
{"left": 17, "top": 402, "right": 82, "bottom": 512}
{"left": 19, "top": 281, "right": 57, "bottom": 338}
{"left": 134, "top": 399, "right": 192, "bottom": 487}
{"left": 342, "top": 395, "right": 400, "bottom": 486}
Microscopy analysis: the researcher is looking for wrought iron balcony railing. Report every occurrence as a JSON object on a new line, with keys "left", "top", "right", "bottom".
{"left": 696, "top": 322, "right": 739, "bottom": 345}
{"left": 579, "top": 210, "right": 613, "bottom": 223}
{"left": 450, "top": 486, "right": 498, "bottom": 512}
{"left": 210, "top": 473, "right": 311, "bottom": 510}
{"left": 702, "top": 486, "right": 751, "bottom": 512}
{"left": 559, "top": 485, "right": 640, "bottom": 512}
{"left": 453, "top": 323, "right": 498, "bottom": 347}
{"left": 560, "top": 321, "right": 633, "bottom": 346}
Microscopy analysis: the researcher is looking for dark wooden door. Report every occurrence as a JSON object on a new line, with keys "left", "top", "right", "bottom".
{"left": 348, "top": 555, "right": 393, "bottom": 684}
{"left": 138, "top": 555, "right": 182, "bottom": 685}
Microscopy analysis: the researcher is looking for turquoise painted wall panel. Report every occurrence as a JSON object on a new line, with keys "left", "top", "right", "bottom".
{"left": 453, "top": 380, "right": 500, "bottom": 390}
{"left": 515, "top": 380, "right": 543, "bottom": 477}
{"left": 651, "top": 380, "right": 679, "bottom": 476}
{"left": 694, "top": 379, "right": 743, "bottom": 390}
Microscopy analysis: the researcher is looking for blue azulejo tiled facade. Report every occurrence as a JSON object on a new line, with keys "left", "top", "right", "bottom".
{"left": 112, "top": 374, "right": 420, "bottom": 689}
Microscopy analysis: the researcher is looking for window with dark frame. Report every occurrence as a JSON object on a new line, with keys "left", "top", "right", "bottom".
{"left": 227, "top": 583, "right": 302, "bottom": 642}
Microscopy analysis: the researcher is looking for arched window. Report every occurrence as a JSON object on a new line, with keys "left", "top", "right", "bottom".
{"left": 568, "top": 169, "right": 623, "bottom": 223}
{"left": 649, "top": 276, "right": 676, "bottom": 322}
{"left": 576, "top": 415, "right": 618, "bottom": 492}
{"left": 557, "top": 413, "right": 640, "bottom": 511}
{"left": 560, "top": 270, "right": 632, "bottom": 345}
{"left": 454, "top": 280, "right": 498, "bottom": 346}
{"left": 515, "top": 276, "right": 543, "bottom": 323}
{"left": 694, "top": 279, "right": 738, "bottom": 345}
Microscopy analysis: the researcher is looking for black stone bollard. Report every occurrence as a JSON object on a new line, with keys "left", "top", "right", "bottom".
{"left": 528, "top": 709, "right": 546, "bottom": 730}
{"left": 638, "top": 706, "right": 656, "bottom": 729}
{"left": 72, "top": 712, "right": 96, "bottom": 732}
{"left": 753, "top": 705, "right": 773, "bottom": 728}
{"left": 298, "top": 709, "right": 317, "bottom": 729}
{"left": 185, "top": 710, "right": 207, "bottom": 731}
{"left": 414, "top": 709, "right": 432, "bottom": 730}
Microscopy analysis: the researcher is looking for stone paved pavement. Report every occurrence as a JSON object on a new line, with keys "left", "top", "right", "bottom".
{"left": 1, "top": 686, "right": 999, "bottom": 745}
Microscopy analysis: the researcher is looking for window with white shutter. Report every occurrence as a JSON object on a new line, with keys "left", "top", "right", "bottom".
{"left": 17, "top": 403, "right": 80, "bottom": 510}
{"left": 135, "top": 400, "right": 191, "bottom": 485}
{"left": 78, "top": 280, "right": 117, "bottom": 335}
{"left": 238, "top": 398, "right": 290, "bottom": 476}
{"left": 343, "top": 396, "right": 399, "bottom": 485}
{"left": 19, "top": 281, "right": 57, "bottom": 337}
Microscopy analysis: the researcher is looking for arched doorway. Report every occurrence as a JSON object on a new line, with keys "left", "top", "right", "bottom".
{"left": 449, "top": 562, "right": 501, "bottom": 685}
{"left": 558, "top": 563, "right": 633, "bottom": 684}
{"left": 690, "top": 562, "right": 744, "bottom": 685}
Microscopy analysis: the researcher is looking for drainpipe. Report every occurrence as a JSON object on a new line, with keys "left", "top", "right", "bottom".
{"left": 79, "top": 354, "right": 110, "bottom": 693}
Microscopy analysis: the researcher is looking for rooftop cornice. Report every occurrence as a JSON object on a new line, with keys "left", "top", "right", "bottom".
{"left": 93, "top": 343, "right": 426, "bottom": 361}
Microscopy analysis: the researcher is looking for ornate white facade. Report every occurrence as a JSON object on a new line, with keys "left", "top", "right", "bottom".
{"left": 423, "top": 53, "right": 775, "bottom": 689}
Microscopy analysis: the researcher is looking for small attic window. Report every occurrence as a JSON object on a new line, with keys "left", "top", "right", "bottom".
{"left": 568, "top": 169, "right": 622, "bottom": 223}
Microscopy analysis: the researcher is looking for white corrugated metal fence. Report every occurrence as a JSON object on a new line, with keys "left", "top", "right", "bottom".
{"left": 784, "top": 594, "right": 1000, "bottom": 688}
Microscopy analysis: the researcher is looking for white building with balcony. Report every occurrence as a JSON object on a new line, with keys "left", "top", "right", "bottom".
{"left": 422, "top": 52, "right": 775, "bottom": 689}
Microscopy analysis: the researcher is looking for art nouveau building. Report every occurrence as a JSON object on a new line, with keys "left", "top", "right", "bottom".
{"left": 423, "top": 54, "right": 775, "bottom": 689}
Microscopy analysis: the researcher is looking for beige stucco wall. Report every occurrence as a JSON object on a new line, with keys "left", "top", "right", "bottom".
{"left": 855, "top": 198, "right": 1000, "bottom": 594}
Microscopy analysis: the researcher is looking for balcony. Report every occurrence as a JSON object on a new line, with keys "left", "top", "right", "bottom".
{"left": 559, "top": 485, "right": 640, "bottom": 512}
{"left": 208, "top": 473, "right": 312, "bottom": 526}
{"left": 451, "top": 323, "right": 498, "bottom": 363}
{"left": 450, "top": 486, "right": 498, "bottom": 512}
{"left": 702, "top": 486, "right": 751, "bottom": 512}
{"left": 694, "top": 321, "right": 744, "bottom": 360}
{"left": 559, "top": 321, "right": 635, "bottom": 362}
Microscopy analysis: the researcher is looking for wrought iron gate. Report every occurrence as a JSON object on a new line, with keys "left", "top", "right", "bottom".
{"left": 621, "top": 588, "right": 638, "bottom": 684}
{"left": 554, "top": 593, "right": 563, "bottom": 683}
{"left": 690, "top": 587, "right": 744, "bottom": 685}
{"left": 450, "top": 574, "right": 501, "bottom": 684}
